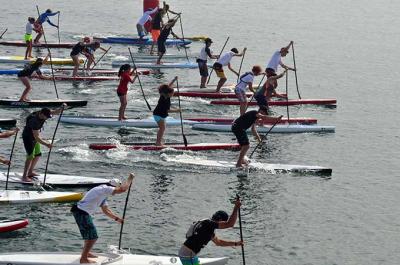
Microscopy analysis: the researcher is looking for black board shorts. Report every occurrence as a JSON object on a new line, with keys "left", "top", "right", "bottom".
{"left": 197, "top": 59, "right": 209, "bottom": 77}
{"left": 232, "top": 123, "right": 249, "bottom": 146}
{"left": 157, "top": 38, "right": 167, "bottom": 53}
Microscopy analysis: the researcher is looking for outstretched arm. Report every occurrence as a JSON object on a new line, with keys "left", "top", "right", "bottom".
{"left": 212, "top": 236, "right": 243, "bottom": 247}
{"left": 168, "top": 76, "right": 178, "bottom": 87}
{"left": 227, "top": 63, "right": 239, "bottom": 76}
{"left": 112, "top": 173, "right": 135, "bottom": 195}
{"left": 101, "top": 205, "right": 124, "bottom": 224}
{"left": 0, "top": 128, "right": 18, "bottom": 138}
{"left": 46, "top": 18, "right": 58, "bottom": 28}
{"left": 217, "top": 197, "right": 241, "bottom": 229}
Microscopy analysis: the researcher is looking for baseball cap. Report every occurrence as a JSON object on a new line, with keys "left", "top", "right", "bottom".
{"left": 109, "top": 178, "right": 122, "bottom": 187}
{"left": 205, "top": 38, "right": 213, "bottom": 43}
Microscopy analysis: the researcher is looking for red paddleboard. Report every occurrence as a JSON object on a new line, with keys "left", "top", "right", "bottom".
{"left": 52, "top": 69, "right": 151, "bottom": 76}
{"left": 89, "top": 142, "right": 240, "bottom": 151}
{"left": 210, "top": 99, "right": 337, "bottom": 106}
{"left": 0, "top": 219, "right": 28, "bottom": 233}
{"left": 35, "top": 75, "right": 120, "bottom": 81}
{"left": 0, "top": 41, "right": 74, "bottom": 49}
{"left": 186, "top": 117, "right": 317, "bottom": 124}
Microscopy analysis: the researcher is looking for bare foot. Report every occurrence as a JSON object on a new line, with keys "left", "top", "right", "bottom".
{"left": 88, "top": 253, "right": 98, "bottom": 258}
{"left": 21, "top": 177, "right": 33, "bottom": 182}
{"left": 28, "top": 172, "right": 40, "bottom": 177}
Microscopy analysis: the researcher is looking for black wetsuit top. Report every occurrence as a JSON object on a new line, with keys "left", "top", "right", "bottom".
{"left": 153, "top": 95, "right": 171, "bottom": 118}
{"left": 17, "top": 64, "right": 42, "bottom": 77}
{"left": 183, "top": 219, "right": 219, "bottom": 254}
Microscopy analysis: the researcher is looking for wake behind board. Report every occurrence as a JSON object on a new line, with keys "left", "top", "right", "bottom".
{"left": 0, "top": 219, "right": 28, "bottom": 233}
{"left": 0, "top": 172, "right": 110, "bottom": 187}
{"left": 0, "top": 40, "right": 75, "bottom": 48}
{"left": 0, "top": 99, "right": 87, "bottom": 108}
{"left": 192, "top": 123, "right": 335, "bottom": 133}
{"left": 164, "top": 156, "right": 332, "bottom": 176}
{"left": 0, "top": 190, "right": 83, "bottom": 204}
{"left": 210, "top": 99, "right": 337, "bottom": 107}
{"left": 0, "top": 246, "right": 228, "bottom": 265}
{"left": 89, "top": 142, "right": 240, "bottom": 151}
{"left": 94, "top": 36, "right": 192, "bottom": 46}
{"left": 61, "top": 115, "right": 196, "bottom": 128}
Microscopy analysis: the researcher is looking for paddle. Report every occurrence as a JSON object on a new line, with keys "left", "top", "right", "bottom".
{"left": 90, "top": 46, "right": 111, "bottom": 70}
{"left": 285, "top": 70, "right": 290, "bottom": 121}
{"left": 249, "top": 115, "right": 283, "bottom": 159}
{"left": 236, "top": 49, "right": 246, "bottom": 83}
{"left": 176, "top": 77, "right": 188, "bottom": 147}
{"left": 118, "top": 181, "right": 133, "bottom": 250}
{"left": 178, "top": 15, "right": 189, "bottom": 62}
{"left": 42, "top": 105, "right": 65, "bottom": 187}
{"left": 207, "top": 36, "right": 230, "bottom": 85}
{"left": 236, "top": 194, "right": 246, "bottom": 265}
{"left": 244, "top": 74, "right": 266, "bottom": 112}
{"left": 57, "top": 12, "right": 60, "bottom": 44}
{"left": 128, "top": 47, "right": 152, "bottom": 111}
{"left": 5, "top": 130, "right": 18, "bottom": 191}
{"left": 36, "top": 6, "right": 59, "bottom": 99}
{"left": 291, "top": 42, "right": 301, "bottom": 99}
{"left": 0, "top": 28, "right": 7, "bottom": 39}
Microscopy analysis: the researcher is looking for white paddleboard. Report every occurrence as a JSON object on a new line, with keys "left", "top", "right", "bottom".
{"left": 112, "top": 61, "right": 210, "bottom": 69}
{"left": 163, "top": 155, "right": 332, "bottom": 175}
{"left": 0, "top": 172, "right": 110, "bottom": 187}
{"left": 0, "top": 245, "right": 228, "bottom": 265}
{"left": 0, "top": 190, "right": 83, "bottom": 204}
{"left": 61, "top": 116, "right": 197, "bottom": 128}
{"left": 192, "top": 123, "right": 335, "bottom": 133}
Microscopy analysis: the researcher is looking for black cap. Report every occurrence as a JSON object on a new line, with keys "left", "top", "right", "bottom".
{"left": 211, "top": 210, "right": 229, "bottom": 222}
{"left": 41, "top": 108, "right": 52, "bottom": 118}
{"left": 205, "top": 38, "right": 213, "bottom": 43}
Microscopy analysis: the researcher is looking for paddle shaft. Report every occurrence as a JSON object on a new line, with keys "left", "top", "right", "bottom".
{"left": 0, "top": 28, "right": 7, "bottom": 39}
{"left": 43, "top": 106, "right": 64, "bottom": 186}
{"left": 118, "top": 181, "right": 132, "bottom": 250}
{"left": 249, "top": 115, "right": 283, "bottom": 158}
{"left": 291, "top": 43, "right": 301, "bottom": 99}
{"left": 237, "top": 195, "right": 246, "bottom": 265}
{"left": 90, "top": 46, "right": 111, "bottom": 70}
{"left": 245, "top": 74, "right": 266, "bottom": 112}
{"left": 128, "top": 47, "right": 152, "bottom": 111}
{"left": 57, "top": 12, "right": 60, "bottom": 44}
{"left": 36, "top": 6, "right": 59, "bottom": 99}
{"left": 176, "top": 78, "right": 188, "bottom": 147}
{"left": 178, "top": 15, "right": 189, "bottom": 62}
{"left": 207, "top": 36, "right": 230, "bottom": 84}
{"left": 236, "top": 49, "right": 246, "bottom": 83}
{"left": 5, "top": 131, "right": 18, "bottom": 190}
{"left": 285, "top": 71, "right": 290, "bottom": 120}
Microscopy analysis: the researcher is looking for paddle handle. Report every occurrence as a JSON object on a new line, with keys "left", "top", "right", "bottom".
{"left": 91, "top": 46, "right": 111, "bottom": 70}
{"left": 207, "top": 36, "right": 229, "bottom": 84}
{"left": 5, "top": 130, "right": 18, "bottom": 190}
{"left": 118, "top": 181, "right": 133, "bottom": 250}
{"left": 0, "top": 28, "right": 7, "bottom": 39}
{"left": 236, "top": 49, "right": 246, "bottom": 83}
{"left": 178, "top": 15, "right": 189, "bottom": 62}
{"left": 236, "top": 195, "right": 246, "bottom": 265}
{"left": 43, "top": 106, "right": 65, "bottom": 186}
{"left": 128, "top": 47, "right": 151, "bottom": 111}
{"left": 285, "top": 70, "right": 290, "bottom": 121}
{"left": 176, "top": 78, "right": 188, "bottom": 147}
{"left": 245, "top": 74, "right": 265, "bottom": 113}
{"left": 57, "top": 12, "right": 60, "bottom": 44}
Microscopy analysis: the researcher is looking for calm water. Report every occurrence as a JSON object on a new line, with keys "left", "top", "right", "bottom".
{"left": 1, "top": 0, "right": 400, "bottom": 264}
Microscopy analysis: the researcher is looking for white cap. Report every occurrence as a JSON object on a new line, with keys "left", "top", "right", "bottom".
{"left": 109, "top": 178, "right": 122, "bottom": 187}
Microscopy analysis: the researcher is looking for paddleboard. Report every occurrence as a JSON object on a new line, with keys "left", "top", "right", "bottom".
{"left": 164, "top": 156, "right": 332, "bottom": 175}
{"left": 0, "top": 118, "right": 16, "bottom": 127}
{"left": 0, "top": 219, "right": 28, "bottom": 233}
{"left": 112, "top": 61, "right": 204, "bottom": 69}
{"left": 60, "top": 115, "right": 196, "bottom": 128}
{"left": 0, "top": 68, "right": 53, "bottom": 75}
{"left": 0, "top": 190, "right": 83, "bottom": 204}
{"left": 0, "top": 172, "right": 110, "bottom": 187}
{"left": 131, "top": 53, "right": 192, "bottom": 59}
{"left": 0, "top": 245, "right": 228, "bottom": 265}
{"left": 36, "top": 75, "right": 120, "bottom": 81}
{"left": 0, "top": 99, "right": 87, "bottom": 108}
{"left": 94, "top": 36, "right": 192, "bottom": 46}
{"left": 210, "top": 99, "right": 337, "bottom": 107}
{"left": 89, "top": 142, "right": 240, "bottom": 151}
{"left": 0, "top": 41, "right": 75, "bottom": 48}
{"left": 0, "top": 56, "right": 83, "bottom": 65}
{"left": 187, "top": 117, "right": 317, "bottom": 125}
{"left": 192, "top": 123, "right": 335, "bottom": 133}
